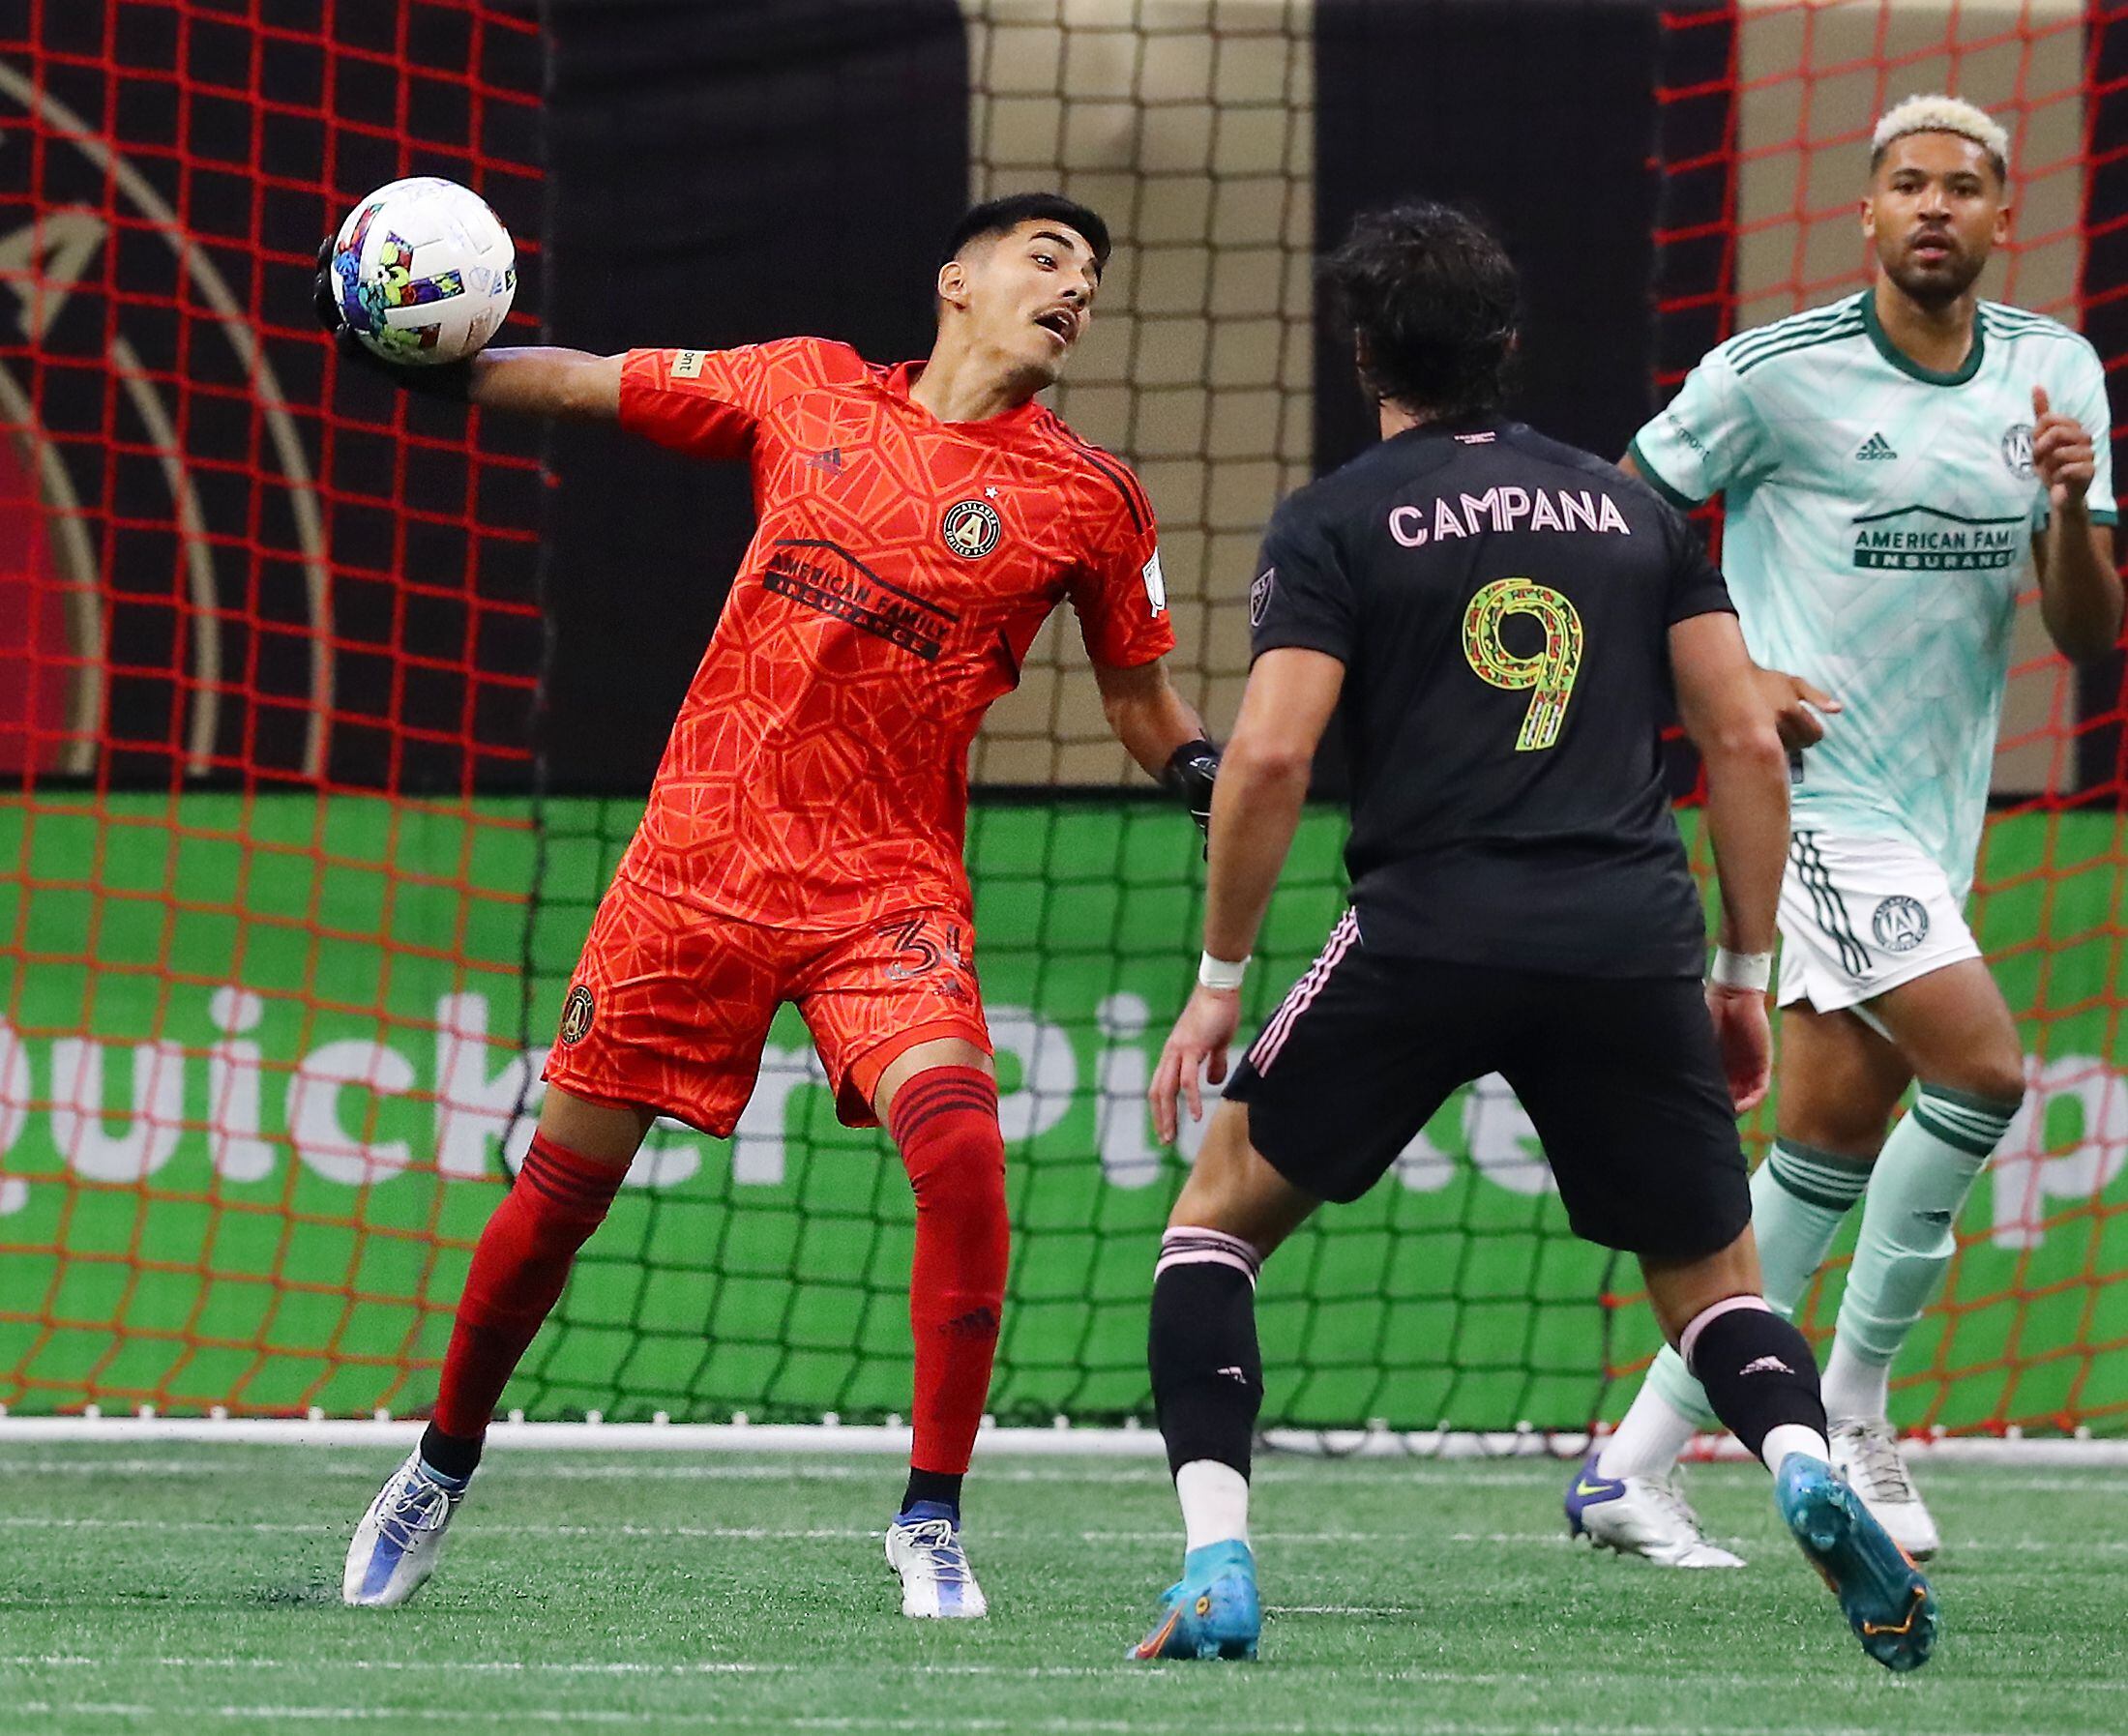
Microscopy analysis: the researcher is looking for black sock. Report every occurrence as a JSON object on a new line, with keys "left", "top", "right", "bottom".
{"left": 1148, "top": 1229, "right": 1264, "bottom": 1479}
{"left": 1684, "top": 1299, "right": 1827, "bottom": 1462}
{"left": 900, "top": 1467, "right": 963, "bottom": 1517}
{"left": 420, "top": 1420, "right": 482, "bottom": 1483}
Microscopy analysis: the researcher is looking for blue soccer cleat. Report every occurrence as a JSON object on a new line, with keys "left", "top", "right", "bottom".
{"left": 1133, "top": 1539, "right": 1260, "bottom": 1662}
{"left": 342, "top": 1449, "right": 468, "bottom": 1608}
{"left": 1777, "top": 1453, "right": 1937, "bottom": 1672}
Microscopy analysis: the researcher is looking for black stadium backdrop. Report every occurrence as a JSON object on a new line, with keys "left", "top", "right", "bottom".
{"left": 8, "top": 0, "right": 2123, "bottom": 797}
{"left": 4, "top": 0, "right": 2127, "bottom": 1434}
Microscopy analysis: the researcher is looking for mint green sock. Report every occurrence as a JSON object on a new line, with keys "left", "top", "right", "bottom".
{"left": 1824, "top": 1083, "right": 2018, "bottom": 1413}
{"left": 1645, "top": 1141, "right": 1872, "bottom": 1429}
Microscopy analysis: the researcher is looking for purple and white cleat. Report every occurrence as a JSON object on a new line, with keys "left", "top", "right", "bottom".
{"left": 1565, "top": 1450, "right": 1744, "bottom": 1569}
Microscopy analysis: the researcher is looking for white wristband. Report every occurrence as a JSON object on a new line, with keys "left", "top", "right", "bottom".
{"left": 1711, "top": 948, "right": 1773, "bottom": 993}
{"left": 1197, "top": 951, "right": 1250, "bottom": 990}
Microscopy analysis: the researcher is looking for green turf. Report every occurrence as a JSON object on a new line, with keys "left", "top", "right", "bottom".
{"left": 2, "top": 1445, "right": 2118, "bottom": 1734}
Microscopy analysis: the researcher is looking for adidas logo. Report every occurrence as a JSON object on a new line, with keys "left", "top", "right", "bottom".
{"left": 1740, "top": 1355, "right": 1794, "bottom": 1376}
{"left": 1854, "top": 431, "right": 1898, "bottom": 461}
{"left": 1216, "top": 1366, "right": 1251, "bottom": 1384}
{"left": 808, "top": 447, "right": 845, "bottom": 472}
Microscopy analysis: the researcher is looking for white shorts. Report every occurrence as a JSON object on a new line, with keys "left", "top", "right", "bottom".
{"left": 1776, "top": 831, "right": 1981, "bottom": 1015}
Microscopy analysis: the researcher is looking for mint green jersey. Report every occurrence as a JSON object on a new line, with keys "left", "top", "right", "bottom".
{"left": 1631, "top": 291, "right": 2117, "bottom": 900}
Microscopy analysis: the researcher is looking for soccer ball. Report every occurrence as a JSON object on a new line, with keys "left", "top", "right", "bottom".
{"left": 329, "top": 177, "right": 515, "bottom": 367}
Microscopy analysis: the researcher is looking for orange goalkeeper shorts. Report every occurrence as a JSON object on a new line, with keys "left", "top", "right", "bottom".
{"left": 541, "top": 880, "right": 991, "bottom": 1136}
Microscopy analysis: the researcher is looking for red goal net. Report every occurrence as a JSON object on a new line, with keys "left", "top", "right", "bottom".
{"left": 0, "top": 2, "right": 547, "bottom": 1416}
{"left": 1646, "top": 0, "right": 2128, "bottom": 1434}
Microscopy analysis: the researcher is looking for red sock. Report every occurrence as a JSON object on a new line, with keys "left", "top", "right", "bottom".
{"left": 431, "top": 1133, "right": 627, "bottom": 1441}
{"left": 888, "top": 1067, "right": 1008, "bottom": 1478}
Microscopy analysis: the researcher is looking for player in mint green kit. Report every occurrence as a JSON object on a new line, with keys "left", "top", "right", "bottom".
{"left": 1565, "top": 95, "right": 2121, "bottom": 1567}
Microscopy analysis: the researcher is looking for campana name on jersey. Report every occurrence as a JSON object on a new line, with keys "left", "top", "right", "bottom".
{"left": 1247, "top": 420, "right": 1735, "bottom": 981}
{"left": 1384, "top": 485, "right": 1632, "bottom": 547}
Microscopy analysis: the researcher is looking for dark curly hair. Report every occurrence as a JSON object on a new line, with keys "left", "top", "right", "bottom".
{"left": 1320, "top": 202, "right": 1519, "bottom": 421}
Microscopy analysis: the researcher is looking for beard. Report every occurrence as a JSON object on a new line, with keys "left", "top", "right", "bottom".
{"left": 1880, "top": 236, "right": 1987, "bottom": 308}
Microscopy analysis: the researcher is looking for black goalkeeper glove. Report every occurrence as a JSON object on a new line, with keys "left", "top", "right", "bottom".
{"left": 1164, "top": 739, "right": 1220, "bottom": 853}
{"left": 314, "top": 237, "right": 474, "bottom": 402}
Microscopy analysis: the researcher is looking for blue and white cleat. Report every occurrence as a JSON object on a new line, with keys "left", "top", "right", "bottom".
{"left": 342, "top": 1449, "right": 468, "bottom": 1608}
{"left": 885, "top": 1509, "right": 989, "bottom": 1619}
{"left": 1133, "top": 1539, "right": 1260, "bottom": 1661}
{"left": 1777, "top": 1453, "right": 1937, "bottom": 1672}
{"left": 1565, "top": 1451, "right": 1744, "bottom": 1568}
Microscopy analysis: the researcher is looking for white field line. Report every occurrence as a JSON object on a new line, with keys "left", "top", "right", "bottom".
{"left": 3, "top": 1699, "right": 2099, "bottom": 1736}
{"left": 5, "top": 1514, "right": 2116, "bottom": 1555}
{"left": 0, "top": 1517, "right": 1566, "bottom": 1545}
{"left": 0, "top": 1457, "right": 1171, "bottom": 1483}
{"left": 0, "top": 1457, "right": 1614, "bottom": 1492}
{"left": 2, "top": 1454, "right": 2118, "bottom": 1498}
{"left": 15, "top": 1712, "right": 1164, "bottom": 1733}
{"left": 15, "top": 1656, "right": 2127, "bottom": 1695}
{"left": 3, "top": 1416, "right": 2122, "bottom": 1465}
{"left": 0, "top": 1710, "right": 1958, "bottom": 1736}
{"left": 0, "top": 1456, "right": 1566, "bottom": 1488}
{"left": 14, "top": 1660, "right": 1148, "bottom": 1680}
{"left": 0, "top": 1516, "right": 872, "bottom": 1540}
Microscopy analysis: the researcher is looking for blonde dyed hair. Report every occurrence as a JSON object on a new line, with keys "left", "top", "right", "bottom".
{"left": 1871, "top": 94, "right": 2011, "bottom": 182}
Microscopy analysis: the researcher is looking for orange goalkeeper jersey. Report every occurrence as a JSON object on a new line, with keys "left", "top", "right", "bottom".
{"left": 613, "top": 338, "right": 1174, "bottom": 929}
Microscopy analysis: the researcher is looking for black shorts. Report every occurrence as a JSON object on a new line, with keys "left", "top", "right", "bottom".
{"left": 1222, "top": 912, "right": 1749, "bottom": 1259}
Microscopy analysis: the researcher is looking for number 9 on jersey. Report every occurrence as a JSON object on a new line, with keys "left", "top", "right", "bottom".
{"left": 1462, "top": 576, "right": 1584, "bottom": 751}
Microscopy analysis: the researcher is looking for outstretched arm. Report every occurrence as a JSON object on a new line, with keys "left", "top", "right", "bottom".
{"left": 316, "top": 236, "right": 622, "bottom": 419}
{"left": 462, "top": 348, "right": 623, "bottom": 420}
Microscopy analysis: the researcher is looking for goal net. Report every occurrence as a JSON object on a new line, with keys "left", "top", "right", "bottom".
{"left": 2, "top": 1, "right": 2121, "bottom": 1440}
{"left": 1650, "top": 0, "right": 2128, "bottom": 1436}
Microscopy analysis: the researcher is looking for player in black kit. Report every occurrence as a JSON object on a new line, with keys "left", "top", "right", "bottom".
{"left": 1131, "top": 204, "right": 1936, "bottom": 1672}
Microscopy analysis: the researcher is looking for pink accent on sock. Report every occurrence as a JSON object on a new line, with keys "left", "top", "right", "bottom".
{"left": 1155, "top": 1225, "right": 1262, "bottom": 1285}
{"left": 1679, "top": 1293, "right": 1772, "bottom": 1376}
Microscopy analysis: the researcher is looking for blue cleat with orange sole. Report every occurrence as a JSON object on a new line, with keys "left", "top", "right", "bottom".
{"left": 1777, "top": 1453, "right": 1937, "bottom": 1672}
{"left": 1133, "top": 1539, "right": 1260, "bottom": 1662}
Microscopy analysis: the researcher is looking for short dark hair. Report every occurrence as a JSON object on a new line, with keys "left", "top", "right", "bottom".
{"left": 941, "top": 192, "right": 1111, "bottom": 278}
{"left": 1320, "top": 202, "right": 1519, "bottom": 420}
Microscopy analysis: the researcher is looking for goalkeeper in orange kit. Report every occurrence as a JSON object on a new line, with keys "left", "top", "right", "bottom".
{"left": 324, "top": 192, "right": 1218, "bottom": 1619}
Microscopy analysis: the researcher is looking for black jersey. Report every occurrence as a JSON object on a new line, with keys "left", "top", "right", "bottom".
{"left": 1248, "top": 419, "right": 1734, "bottom": 978}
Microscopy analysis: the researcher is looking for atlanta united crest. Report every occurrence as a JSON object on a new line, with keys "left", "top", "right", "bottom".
{"left": 2000, "top": 423, "right": 2035, "bottom": 479}
{"left": 559, "top": 985, "right": 595, "bottom": 1045}
{"left": 1871, "top": 896, "right": 1929, "bottom": 954}
{"left": 941, "top": 498, "right": 1002, "bottom": 559}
